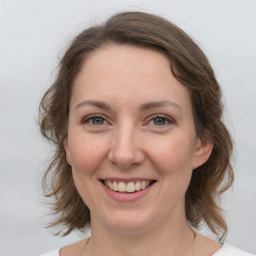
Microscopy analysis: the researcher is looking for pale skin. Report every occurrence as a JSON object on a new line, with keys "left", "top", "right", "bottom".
{"left": 62, "top": 44, "right": 222, "bottom": 256}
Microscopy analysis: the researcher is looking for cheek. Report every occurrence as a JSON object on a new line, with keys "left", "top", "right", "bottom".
{"left": 148, "top": 133, "right": 196, "bottom": 175}
{"left": 149, "top": 135, "right": 196, "bottom": 206}
{"left": 70, "top": 135, "right": 109, "bottom": 176}
{"left": 70, "top": 136, "right": 109, "bottom": 207}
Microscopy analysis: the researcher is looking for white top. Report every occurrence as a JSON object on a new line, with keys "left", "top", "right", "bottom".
{"left": 38, "top": 248, "right": 59, "bottom": 256}
{"left": 38, "top": 244, "right": 255, "bottom": 256}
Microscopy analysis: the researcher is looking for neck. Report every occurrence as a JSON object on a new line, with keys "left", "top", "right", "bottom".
{"left": 85, "top": 215, "right": 195, "bottom": 256}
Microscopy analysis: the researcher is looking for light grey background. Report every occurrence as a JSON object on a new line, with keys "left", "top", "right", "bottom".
{"left": 0, "top": 0, "right": 255, "bottom": 255}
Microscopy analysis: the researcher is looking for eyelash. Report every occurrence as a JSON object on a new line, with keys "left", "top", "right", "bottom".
{"left": 81, "top": 114, "right": 175, "bottom": 127}
{"left": 81, "top": 114, "right": 109, "bottom": 126}
{"left": 146, "top": 114, "right": 175, "bottom": 126}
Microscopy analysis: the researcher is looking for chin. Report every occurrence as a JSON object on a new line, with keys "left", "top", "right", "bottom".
{"left": 101, "top": 211, "right": 154, "bottom": 235}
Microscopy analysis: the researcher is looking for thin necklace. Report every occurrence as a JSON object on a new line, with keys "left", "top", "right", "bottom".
{"left": 191, "top": 229, "right": 196, "bottom": 256}
{"left": 80, "top": 237, "right": 90, "bottom": 256}
{"left": 81, "top": 230, "right": 196, "bottom": 256}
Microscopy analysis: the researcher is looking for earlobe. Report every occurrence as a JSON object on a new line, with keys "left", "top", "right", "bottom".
{"left": 193, "top": 137, "right": 213, "bottom": 169}
{"left": 63, "top": 138, "right": 72, "bottom": 165}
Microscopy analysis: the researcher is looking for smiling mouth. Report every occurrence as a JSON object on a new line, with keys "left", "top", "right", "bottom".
{"left": 101, "top": 180, "right": 156, "bottom": 193}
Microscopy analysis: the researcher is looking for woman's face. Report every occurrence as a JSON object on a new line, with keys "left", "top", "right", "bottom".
{"left": 64, "top": 45, "right": 212, "bottom": 234}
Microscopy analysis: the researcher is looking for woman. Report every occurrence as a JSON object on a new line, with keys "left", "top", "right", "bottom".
{"left": 38, "top": 11, "right": 254, "bottom": 256}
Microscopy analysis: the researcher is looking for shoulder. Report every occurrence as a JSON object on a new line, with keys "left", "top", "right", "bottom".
{"left": 213, "top": 244, "right": 255, "bottom": 256}
{"left": 37, "top": 248, "right": 60, "bottom": 256}
{"left": 59, "top": 238, "right": 88, "bottom": 256}
{"left": 37, "top": 238, "right": 88, "bottom": 256}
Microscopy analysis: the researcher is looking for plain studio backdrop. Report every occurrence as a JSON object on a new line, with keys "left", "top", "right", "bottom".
{"left": 0, "top": 0, "right": 255, "bottom": 255}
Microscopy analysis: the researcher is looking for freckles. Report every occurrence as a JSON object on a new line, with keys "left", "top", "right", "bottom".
{"left": 149, "top": 136, "right": 194, "bottom": 175}
{"left": 74, "top": 138, "right": 107, "bottom": 173}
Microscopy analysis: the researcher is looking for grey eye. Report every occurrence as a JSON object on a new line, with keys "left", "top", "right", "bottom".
{"left": 153, "top": 117, "right": 167, "bottom": 125}
{"left": 91, "top": 117, "right": 105, "bottom": 125}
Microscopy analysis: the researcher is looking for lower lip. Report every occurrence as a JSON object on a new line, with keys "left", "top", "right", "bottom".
{"left": 101, "top": 181, "right": 155, "bottom": 202}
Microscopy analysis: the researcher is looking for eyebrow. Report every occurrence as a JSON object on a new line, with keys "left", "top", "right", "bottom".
{"left": 139, "top": 100, "right": 182, "bottom": 112}
{"left": 75, "top": 100, "right": 113, "bottom": 111}
{"left": 75, "top": 100, "right": 182, "bottom": 112}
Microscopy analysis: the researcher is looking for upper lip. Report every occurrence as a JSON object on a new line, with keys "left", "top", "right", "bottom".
{"left": 99, "top": 178, "right": 156, "bottom": 183}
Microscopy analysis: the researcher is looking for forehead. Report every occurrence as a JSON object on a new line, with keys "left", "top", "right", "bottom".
{"left": 71, "top": 44, "right": 192, "bottom": 112}
{"left": 77, "top": 44, "right": 171, "bottom": 80}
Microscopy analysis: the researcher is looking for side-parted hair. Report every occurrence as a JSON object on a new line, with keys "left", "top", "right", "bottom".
{"left": 39, "top": 11, "right": 233, "bottom": 241}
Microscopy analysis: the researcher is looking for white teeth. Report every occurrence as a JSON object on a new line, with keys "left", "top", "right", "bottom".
{"left": 109, "top": 181, "right": 113, "bottom": 190}
{"left": 104, "top": 180, "right": 152, "bottom": 193}
{"left": 135, "top": 181, "right": 141, "bottom": 191}
{"left": 113, "top": 181, "right": 118, "bottom": 191}
{"left": 126, "top": 182, "right": 135, "bottom": 193}
{"left": 141, "top": 181, "right": 146, "bottom": 189}
{"left": 118, "top": 181, "right": 126, "bottom": 192}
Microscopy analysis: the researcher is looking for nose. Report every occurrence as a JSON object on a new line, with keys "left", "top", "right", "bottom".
{"left": 108, "top": 123, "right": 145, "bottom": 169}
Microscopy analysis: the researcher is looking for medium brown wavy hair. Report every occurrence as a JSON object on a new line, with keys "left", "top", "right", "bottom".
{"left": 39, "top": 11, "right": 233, "bottom": 240}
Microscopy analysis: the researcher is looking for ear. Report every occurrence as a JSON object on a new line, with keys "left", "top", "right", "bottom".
{"left": 193, "top": 137, "right": 213, "bottom": 169}
{"left": 63, "top": 137, "right": 72, "bottom": 165}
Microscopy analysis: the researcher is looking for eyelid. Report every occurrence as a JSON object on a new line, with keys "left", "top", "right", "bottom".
{"left": 80, "top": 113, "right": 175, "bottom": 126}
{"left": 81, "top": 114, "right": 110, "bottom": 125}
{"left": 145, "top": 114, "right": 176, "bottom": 126}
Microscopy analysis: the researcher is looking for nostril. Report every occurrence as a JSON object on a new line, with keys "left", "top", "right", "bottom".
{"left": 108, "top": 140, "right": 145, "bottom": 169}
